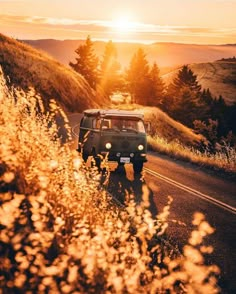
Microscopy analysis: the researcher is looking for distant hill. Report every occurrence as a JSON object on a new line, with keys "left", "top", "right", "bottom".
{"left": 0, "top": 33, "right": 102, "bottom": 112}
{"left": 23, "top": 39, "right": 236, "bottom": 71}
{"left": 162, "top": 60, "right": 236, "bottom": 105}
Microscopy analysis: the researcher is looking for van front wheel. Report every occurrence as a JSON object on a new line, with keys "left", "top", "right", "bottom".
{"left": 82, "top": 152, "right": 88, "bottom": 163}
{"left": 133, "top": 162, "right": 143, "bottom": 174}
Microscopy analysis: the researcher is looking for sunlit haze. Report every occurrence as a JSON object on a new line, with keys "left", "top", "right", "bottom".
{"left": 0, "top": 0, "right": 236, "bottom": 44}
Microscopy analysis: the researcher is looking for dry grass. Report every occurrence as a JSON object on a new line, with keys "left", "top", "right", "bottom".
{"left": 0, "top": 71, "right": 220, "bottom": 292}
{"left": 113, "top": 104, "right": 205, "bottom": 147}
{"left": 0, "top": 33, "right": 106, "bottom": 112}
{"left": 148, "top": 136, "right": 236, "bottom": 175}
{"left": 162, "top": 61, "right": 236, "bottom": 105}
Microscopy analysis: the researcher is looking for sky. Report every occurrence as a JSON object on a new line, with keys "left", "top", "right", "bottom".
{"left": 0, "top": 0, "right": 236, "bottom": 44}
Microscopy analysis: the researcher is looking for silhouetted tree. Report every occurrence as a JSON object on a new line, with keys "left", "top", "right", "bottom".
{"left": 225, "top": 103, "right": 236, "bottom": 136}
{"left": 165, "top": 65, "right": 205, "bottom": 127}
{"left": 198, "top": 88, "right": 215, "bottom": 122}
{"left": 69, "top": 36, "right": 99, "bottom": 89}
{"left": 211, "top": 95, "right": 228, "bottom": 137}
{"left": 126, "top": 48, "right": 150, "bottom": 104}
{"left": 146, "top": 62, "right": 165, "bottom": 106}
{"left": 201, "top": 88, "right": 214, "bottom": 106}
{"left": 174, "top": 87, "right": 204, "bottom": 126}
{"left": 99, "top": 40, "right": 122, "bottom": 97}
{"left": 173, "top": 65, "right": 201, "bottom": 92}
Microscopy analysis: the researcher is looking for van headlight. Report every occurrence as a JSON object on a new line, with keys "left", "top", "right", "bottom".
{"left": 105, "top": 142, "right": 112, "bottom": 149}
{"left": 138, "top": 144, "right": 144, "bottom": 151}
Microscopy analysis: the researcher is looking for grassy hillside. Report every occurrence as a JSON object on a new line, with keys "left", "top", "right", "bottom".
{"left": 113, "top": 103, "right": 205, "bottom": 147}
{"left": 0, "top": 33, "right": 102, "bottom": 112}
{"left": 162, "top": 60, "right": 236, "bottom": 105}
{"left": 24, "top": 39, "right": 236, "bottom": 70}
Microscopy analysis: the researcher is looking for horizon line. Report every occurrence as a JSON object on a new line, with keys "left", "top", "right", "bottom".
{"left": 19, "top": 37, "right": 236, "bottom": 47}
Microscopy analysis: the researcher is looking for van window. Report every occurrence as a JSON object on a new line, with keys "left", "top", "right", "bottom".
{"left": 92, "top": 118, "right": 101, "bottom": 129}
{"left": 101, "top": 119, "right": 110, "bottom": 129}
{"left": 101, "top": 118, "right": 145, "bottom": 133}
{"left": 137, "top": 120, "right": 145, "bottom": 133}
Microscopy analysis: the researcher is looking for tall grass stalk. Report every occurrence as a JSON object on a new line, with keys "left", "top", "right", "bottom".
{"left": 148, "top": 136, "right": 236, "bottom": 175}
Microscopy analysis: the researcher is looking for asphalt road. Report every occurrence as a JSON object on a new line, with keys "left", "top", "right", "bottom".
{"left": 144, "top": 153, "right": 236, "bottom": 294}
{"left": 67, "top": 113, "right": 236, "bottom": 294}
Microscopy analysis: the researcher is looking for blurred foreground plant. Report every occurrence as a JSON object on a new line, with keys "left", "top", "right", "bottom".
{"left": 0, "top": 72, "right": 220, "bottom": 293}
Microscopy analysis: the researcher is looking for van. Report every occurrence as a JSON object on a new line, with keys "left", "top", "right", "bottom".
{"left": 78, "top": 109, "right": 148, "bottom": 173}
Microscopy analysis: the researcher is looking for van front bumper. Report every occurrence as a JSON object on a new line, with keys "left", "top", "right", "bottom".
{"left": 100, "top": 151, "right": 147, "bottom": 163}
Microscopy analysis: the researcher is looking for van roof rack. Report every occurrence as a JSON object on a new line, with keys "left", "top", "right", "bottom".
{"left": 83, "top": 109, "right": 144, "bottom": 119}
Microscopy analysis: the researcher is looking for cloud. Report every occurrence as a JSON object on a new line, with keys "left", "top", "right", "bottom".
{"left": 0, "top": 14, "right": 113, "bottom": 32}
{"left": 0, "top": 14, "right": 235, "bottom": 42}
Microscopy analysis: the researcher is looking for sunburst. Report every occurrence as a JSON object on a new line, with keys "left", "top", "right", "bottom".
{"left": 112, "top": 16, "right": 137, "bottom": 34}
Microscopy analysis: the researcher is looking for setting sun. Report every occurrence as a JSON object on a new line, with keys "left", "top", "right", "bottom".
{"left": 112, "top": 17, "right": 137, "bottom": 34}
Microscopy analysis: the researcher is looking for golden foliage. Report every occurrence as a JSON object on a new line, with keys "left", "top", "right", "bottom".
{"left": 0, "top": 74, "right": 220, "bottom": 293}
{"left": 148, "top": 135, "right": 236, "bottom": 175}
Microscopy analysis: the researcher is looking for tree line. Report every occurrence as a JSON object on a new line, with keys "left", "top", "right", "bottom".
{"left": 70, "top": 36, "right": 236, "bottom": 148}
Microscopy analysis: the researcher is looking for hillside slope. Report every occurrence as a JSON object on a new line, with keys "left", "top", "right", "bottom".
{"left": 113, "top": 104, "right": 205, "bottom": 147}
{"left": 0, "top": 33, "right": 101, "bottom": 112}
{"left": 162, "top": 60, "right": 236, "bottom": 105}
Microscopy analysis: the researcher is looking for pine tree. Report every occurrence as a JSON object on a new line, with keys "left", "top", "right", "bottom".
{"left": 211, "top": 95, "right": 228, "bottom": 137}
{"left": 126, "top": 48, "right": 150, "bottom": 104}
{"left": 201, "top": 88, "right": 214, "bottom": 106}
{"left": 69, "top": 36, "right": 99, "bottom": 89}
{"left": 99, "top": 40, "right": 122, "bottom": 97}
{"left": 172, "top": 65, "right": 201, "bottom": 92}
{"left": 199, "top": 88, "right": 214, "bottom": 121}
{"left": 174, "top": 87, "right": 203, "bottom": 126}
{"left": 147, "top": 62, "right": 165, "bottom": 106}
{"left": 165, "top": 65, "right": 205, "bottom": 127}
{"left": 225, "top": 103, "right": 236, "bottom": 138}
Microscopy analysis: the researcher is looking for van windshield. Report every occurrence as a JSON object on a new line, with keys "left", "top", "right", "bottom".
{"left": 101, "top": 117, "right": 145, "bottom": 133}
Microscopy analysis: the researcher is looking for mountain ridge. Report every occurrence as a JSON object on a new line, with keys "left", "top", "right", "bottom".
{"left": 23, "top": 39, "right": 236, "bottom": 70}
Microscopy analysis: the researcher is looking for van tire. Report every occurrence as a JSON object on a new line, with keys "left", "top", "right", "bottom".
{"left": 82, "top": 152, "right": 88, "bottom": 162}
{"left": 133, "top": 162, "right": 143, "bottom": 174}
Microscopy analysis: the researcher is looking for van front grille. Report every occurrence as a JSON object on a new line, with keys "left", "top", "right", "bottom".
{"left": 111, "top": 136, "right": 138, "bottom": 141}
{"left": 121, "top": 140, "right": 130, "bottom": 149}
